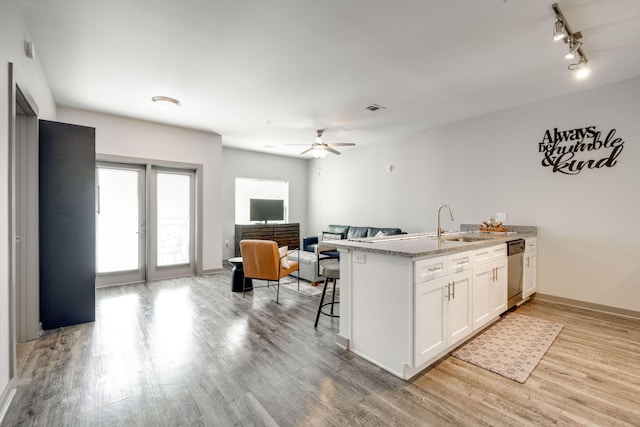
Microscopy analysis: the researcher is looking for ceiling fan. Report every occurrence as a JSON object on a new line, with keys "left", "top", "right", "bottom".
{"left": 292, "top": 129, "right": 356, "bottom": 158}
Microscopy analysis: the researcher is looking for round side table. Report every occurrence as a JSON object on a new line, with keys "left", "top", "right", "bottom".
{"left": 228, "top": 257, "right": 253, "bottom": 292}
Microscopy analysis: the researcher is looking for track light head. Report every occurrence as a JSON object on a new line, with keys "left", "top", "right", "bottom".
{"left": 568, "top": 56, "right": 589, "bottom": 78}
{"left": 553, "top": 17, "right": 566, "bottom": 41}
{"left": 565, "top": 40, "right": 582, "bottom": 59}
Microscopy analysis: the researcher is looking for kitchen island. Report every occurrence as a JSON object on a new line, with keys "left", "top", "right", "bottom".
{"left": 330, "top": 225, "right": 537, "bottom": 380}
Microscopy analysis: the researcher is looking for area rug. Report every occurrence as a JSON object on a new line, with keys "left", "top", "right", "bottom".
{"left": 452, "top": 313, "right": 563, "bottom": 383}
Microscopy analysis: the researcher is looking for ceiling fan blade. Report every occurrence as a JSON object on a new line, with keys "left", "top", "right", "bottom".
{"left": 300, "top": 147, "right": 314, "bottom": 155}
{"left": 326, "top": 146, "right": 341, "bottom": 155}
{"left": 326, "top": 143, "right": 356, "bottom": 147}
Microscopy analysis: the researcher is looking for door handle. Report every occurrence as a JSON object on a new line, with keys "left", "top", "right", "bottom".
{"left": 96, "top": 185, "right": 101, "bottom": 214}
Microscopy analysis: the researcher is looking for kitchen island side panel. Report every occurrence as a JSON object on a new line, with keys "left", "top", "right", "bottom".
{"left": 350, "top": 251, "right": 413, "bottom": 377}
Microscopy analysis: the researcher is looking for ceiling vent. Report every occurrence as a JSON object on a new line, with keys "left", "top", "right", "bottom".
{"left": 365, "top": 104, "right": 386, "bottom": 112}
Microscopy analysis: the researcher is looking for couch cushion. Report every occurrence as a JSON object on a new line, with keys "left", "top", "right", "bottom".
{"left": 322, "top": 231, "right": 343, "bottom": 241}
{"left": 367, "top": 227, "right": 403, "bottom": 237}
{"left": 346, "top": 226, "right": 370, "bottom": 239}
{"left": 327, "top": 224, "right": 350, "bottom": 238}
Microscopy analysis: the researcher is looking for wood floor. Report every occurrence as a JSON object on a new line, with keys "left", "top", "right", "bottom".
{"left": 3, "top": 271, "right": 640, "bottom": 426}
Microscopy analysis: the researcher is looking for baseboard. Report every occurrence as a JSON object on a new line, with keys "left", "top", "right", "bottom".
{"left": 203, "top": 268, "right": 224, "bottom": 275}
{"left": 0, "top": 378, "right": 16, "bottom": 424}
{"left": 535, "top": 293, "right": 640, "bottom": 319}
{"left": 335, "top": 334, "right": 349, "bottom": 350}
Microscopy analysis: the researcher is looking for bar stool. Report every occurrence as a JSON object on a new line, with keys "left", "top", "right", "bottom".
{"left": 314, "top": 259, "right": 340, "bottom": 327}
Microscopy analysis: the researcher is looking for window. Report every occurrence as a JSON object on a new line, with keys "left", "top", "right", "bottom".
{"left": 235, "top": 177, "right": 289, "bottom": 224}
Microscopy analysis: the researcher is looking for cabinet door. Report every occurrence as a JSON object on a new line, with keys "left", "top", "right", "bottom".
{"left": 414, "top": 276, "right": 447, "bottom": 366}
{"left": 523, "top": 253, "right": 537, "bottom": 298}
{"left": 490, "top": 258, "right": 508, "bottom": 317}
{"left": 472, "top": 263, "right": 491, "bottom": 331}
{"left": 447, "top": 270, "right": 473, "bottom": 347}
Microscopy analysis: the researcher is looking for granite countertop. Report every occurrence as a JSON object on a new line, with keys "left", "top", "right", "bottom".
{"left": 329, "top": 225, "right": 537, "bottom": 259}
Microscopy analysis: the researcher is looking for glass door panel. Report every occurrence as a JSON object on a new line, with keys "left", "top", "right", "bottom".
{"left": 149, "top": 168, "right": 196, "bottom": 280}
{"left": 157, "top": 173, "right": 190, "bottom": 267}
{"left": 96, "top": 163, "right": 146, "bottom": 286}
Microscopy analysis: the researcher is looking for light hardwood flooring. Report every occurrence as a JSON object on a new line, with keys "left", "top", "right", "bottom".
{"left": 3, "top": 271, "right": 640, "bottom": 426}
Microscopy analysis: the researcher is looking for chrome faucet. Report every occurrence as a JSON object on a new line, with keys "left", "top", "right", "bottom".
{"left": 437, "top": 204, "right": 454, "bottom": 238}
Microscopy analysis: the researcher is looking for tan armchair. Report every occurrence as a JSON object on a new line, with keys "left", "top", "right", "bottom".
{"left": 239, "top": 239, "right": 299, "bottom": 303}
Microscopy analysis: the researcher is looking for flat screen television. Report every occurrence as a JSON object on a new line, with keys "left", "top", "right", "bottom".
{"left": 250, "top": 199, "right": 284, "bottom": 223}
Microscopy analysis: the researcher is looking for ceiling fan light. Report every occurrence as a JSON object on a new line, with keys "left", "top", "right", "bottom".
{"left": 311, "top": 147, "right": 328, "bottom": 158}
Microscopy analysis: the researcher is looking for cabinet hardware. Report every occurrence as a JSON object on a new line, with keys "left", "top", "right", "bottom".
{"left": 526, "top": 257, "right": 530, "bottom": 268}
{"left": 428, "top": 266, "right": 441, "bottom": 272}
{"left": 445, "top": 282, "right": 454, "bottom": 301}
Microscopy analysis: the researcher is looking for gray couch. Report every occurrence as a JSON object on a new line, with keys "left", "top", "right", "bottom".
{"left": 292, "top": 224, "right": 403, "bottom": 284}
{"left": 303, "top": 224, "right": 403, "bottom": 254}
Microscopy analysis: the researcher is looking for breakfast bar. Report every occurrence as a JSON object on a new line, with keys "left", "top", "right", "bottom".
{"left": 330, "top": 225, "right": 537, "bottom": 379}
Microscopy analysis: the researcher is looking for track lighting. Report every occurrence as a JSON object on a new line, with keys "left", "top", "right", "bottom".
{"left": 553, "top": 17, "right": 566, "bottom": 41}
{"left": 551, "top": 3, "right": 589, "bottom": 78}
{"left": 569, "top": 56, "right": 589, "bottom": 79}
{"left": 564, "top": 38, "right": 582, "bottom": 60}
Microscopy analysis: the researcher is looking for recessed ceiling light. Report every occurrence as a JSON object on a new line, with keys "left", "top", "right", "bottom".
{"left": 152, "top": 96, "right": 181, "bottom": 110}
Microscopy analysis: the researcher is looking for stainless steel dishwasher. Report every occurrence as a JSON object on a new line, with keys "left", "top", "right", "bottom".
{"left": 507, "top": 239, "right": 525, "bottom": 309}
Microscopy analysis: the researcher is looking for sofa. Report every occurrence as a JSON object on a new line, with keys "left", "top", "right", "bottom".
{"left": 302, "top": 224, "right": 404, "bottom": 253}
{"left": 292, "top": 224, "right": 403, "bottom": 284}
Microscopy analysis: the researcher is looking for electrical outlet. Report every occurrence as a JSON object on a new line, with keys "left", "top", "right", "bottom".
{"left": 354, "top": 253, "right": 366, "bottom": 264}
{"left": 496, "top": 212, "right": 507, "bottom": 222}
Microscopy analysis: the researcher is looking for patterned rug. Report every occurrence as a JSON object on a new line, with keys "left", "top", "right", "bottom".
{"left": 452, "top": 313, "right": 563, "bottom": 383}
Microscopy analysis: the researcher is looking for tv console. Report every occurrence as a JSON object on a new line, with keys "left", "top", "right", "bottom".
{"left": 234, "top": 223, "right": 300, "bottom": 257}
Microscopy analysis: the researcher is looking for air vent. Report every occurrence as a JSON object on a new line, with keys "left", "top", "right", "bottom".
{"left": 366, "top": 104, "right": 386, "bottom": 112}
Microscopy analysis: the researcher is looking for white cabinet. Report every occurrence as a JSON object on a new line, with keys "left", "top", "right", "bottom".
{"left": 414, "top": 252, "right": 473, "bottom": 366}
{"left": 415, "top": 254, "right": 448, "bottom": 282}
{"left": 446, "top": 270, "right": 473, "bottom": 347}
{"left": 414, "top": 276, "right": 448, "bottom": 366}
{"left": 523, "top": 237, "right": 537, "bottom": 299}
{"left": 472, "top": 244, "right": 508, "bottom": 331}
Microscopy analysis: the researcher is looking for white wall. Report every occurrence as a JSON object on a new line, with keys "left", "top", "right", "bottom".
{"left": 57, "top": 107, "right": 223, "bottom": 272}
{"left": 308, "top": 77, "right": 640, "bottom": 313}
{"left": 221, "top": 148, "right": 308, "bottom": 260}
{"left": 0, "top": 0, "right": 57, "bottom": 414}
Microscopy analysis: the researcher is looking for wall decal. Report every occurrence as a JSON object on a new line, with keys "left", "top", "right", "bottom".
{"left": 539, "top": 126, "right": 625, "bottom": 175}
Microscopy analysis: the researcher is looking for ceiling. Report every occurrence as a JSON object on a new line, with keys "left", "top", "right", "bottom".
{"left": 19, "top": 0, "right": 640, "bottom": 158}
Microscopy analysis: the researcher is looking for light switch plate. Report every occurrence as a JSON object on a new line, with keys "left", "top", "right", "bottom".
{"left": 496, "top": 212, "right": 507, "bottom": 222}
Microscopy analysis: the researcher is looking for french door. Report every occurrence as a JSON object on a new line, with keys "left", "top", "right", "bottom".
{"left": 149, "top": 167, "right": 196, "bottom": 280}
{"left": 96, "top": 163, "right": 196, "bottom": 286}
{"left": 96, "top": 162, "right": 146, "bottom": 286}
